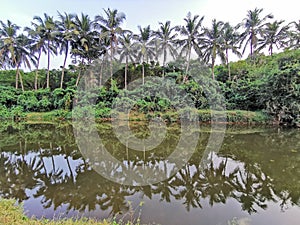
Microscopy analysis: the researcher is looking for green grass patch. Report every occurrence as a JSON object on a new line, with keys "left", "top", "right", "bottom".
{"left": 26, "top": 110, "right": 71, "bottom": 121}
{"left": 0, "top": 198, "right": 147, "bottom": 225}
{"left": 22, "top": 109, "right": 270, "bottom": 124}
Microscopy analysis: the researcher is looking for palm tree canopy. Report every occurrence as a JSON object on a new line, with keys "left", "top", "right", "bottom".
{"left": 287, "top": 20, "right": 300, "bottom": 49}
{"left": 155, "top": 21, "right": 178, "bottom": 64}
{"left": 134, "top": 25, "right": 155, "bottom": 63}
{"left": 56, "top": 11, "right": 76, "bottom": 55}
{"left": 94, "top": 8, "right": 126, "bottom": 53}
{"left": 176, "top": 12, "right": 205, "bottom": 58}
{"left": 257, "top": 20, "right": 289, "bottom": 54}
{"left": 240, "top": 8, "right": 273, "bottom": 55}
{"left": 14, "top": 34, "right": 37, "bottom": 69}
{"left": 0, "top": 20, "right": 35, "bottom": 69}
{"left": 118, "top": 32, "right": 137, "bottom": 63}
{"left": 222, "top": 22, "right": 242, "bottom": 59}
{"left": 0, "top": 20, "right": 21, "bottom": 65}
{"left": 201, "top": 19, "right": 226, "bottom": 64}
{"left": 72, "top": 13, "right": 100, "bottom": 63}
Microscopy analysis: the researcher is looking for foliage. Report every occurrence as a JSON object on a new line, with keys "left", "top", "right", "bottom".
{"left": 1, "top": 48, "right": 299, "bottom": 126}
{"left": 215, "top": 49, "right": 300, "bottom": 125}
{"left": 261, "top": 50, "right": 300, "bottom": 124}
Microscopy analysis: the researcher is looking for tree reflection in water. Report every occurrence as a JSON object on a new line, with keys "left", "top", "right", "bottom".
{"left": 0, "top": 122, "right": 299, "bottom": 222}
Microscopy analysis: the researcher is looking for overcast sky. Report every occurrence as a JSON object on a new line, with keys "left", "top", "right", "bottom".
{"left": 0, "top": 0, "right": 299, "bottom": 68}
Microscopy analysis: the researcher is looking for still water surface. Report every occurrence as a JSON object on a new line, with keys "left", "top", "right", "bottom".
{"left": 0, "top": 122, "right": 300, "bottom": 225}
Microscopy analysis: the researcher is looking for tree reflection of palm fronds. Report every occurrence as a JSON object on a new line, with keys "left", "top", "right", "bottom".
{"left": 198, "top": 160, "right": 236, "bottom": 206}
{"left": 172, "top": 164, "right": 202, "bottom": 211}
{"left": 0, "top": 153, "right": 43, "bottom": 202}
{"left": 229, "top": 164, "right": 273, "bottom": 214}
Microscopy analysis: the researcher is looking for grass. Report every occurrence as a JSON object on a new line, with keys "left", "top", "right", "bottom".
{"left": 0, "top": 198, "right": 144, "bottom": 225}
{"left": 23, "top": 109, "right": 270, "bottom": 124}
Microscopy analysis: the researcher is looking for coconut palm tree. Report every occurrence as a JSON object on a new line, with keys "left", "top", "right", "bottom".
{"left": 288, "top": 20, "right": 300, "bottom": 49}
{"left": 0, "top": 20, "right": 21, "bottom": 88}
{"left": 72, "top": 13, "right": 97, "bottom": 63}
{"left": 118, "top": 32, "right": 137, "bottom": 90}
{"left": 176, "top": 12, "right": 204, "bottom": 77}
{"left": 94, "top": 8, "right": 126, "bottom": 81}
{"left": 24, "top": 25, "right": 47, "bottom": 90}
{"left": 201, "top": 19, "right": 226, "bottom": 80}
{"left": 57, "top": 12, "right": 76, "bottom": 88}
{"left": 0, "top": 20, "right": 35, "bottom": 90}
{"left": 257, "top": 20, "right": 289, "bottom": 55}
{"left": 134, "top": 25, "right": 155, "bottom": 85}
{"left": 31, "top": 13, "right": 59, "bottom": 88}
{"left": 72, "top": 13, "right": 99, "bottom": 86}
{"left": 13, "top": 34, "right": 37, "bottom": 91}
{"left": 222, "top": 22, "right": 242, "bottom": 80}
{"left": 239, "top": 8, "right": 273, "bottom": 57}
{"left": 155, "top": 21, "right": 178, "bottom": 76}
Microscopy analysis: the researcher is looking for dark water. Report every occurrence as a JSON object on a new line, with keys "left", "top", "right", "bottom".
{"left": 0, "top": 121, "right": 300, "bottom": 225}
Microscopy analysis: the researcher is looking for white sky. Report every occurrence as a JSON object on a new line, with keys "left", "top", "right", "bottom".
{"left": 0, "top": 0, "right": 299, "bottom": 68}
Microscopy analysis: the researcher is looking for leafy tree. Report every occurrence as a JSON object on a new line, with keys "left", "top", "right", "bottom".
{"left": 261, "top": 52, "right": 300, "bottom": 124}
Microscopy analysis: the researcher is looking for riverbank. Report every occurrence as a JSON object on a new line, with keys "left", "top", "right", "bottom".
{"left": 22, "top": 109, "right": 270, "bottom": 125}
{"left": 0, "top": 198, "right": 141, "bottom": 225}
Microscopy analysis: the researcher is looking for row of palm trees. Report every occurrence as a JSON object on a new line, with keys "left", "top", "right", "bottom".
{"left": 1, "top": 7, "right": 300, "bottom": 91}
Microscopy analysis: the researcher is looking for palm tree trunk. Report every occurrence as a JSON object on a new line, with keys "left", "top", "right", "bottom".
{"left": 163, "top": 48, "right": 167, "bottom": 77}
{"left": 142, "top": 62, "right": 145, "bottom": 85}
{"left": 211, "top": 58, "right": 215, "bottom": 80}
{"left": 15, "top": 68, "right": 19, "bottom": 89}
{"left": 110, "top": 41, "right": 113, "bottom": 86}
{"left": 75, "top": 70, "right": 81, "bottom": 87}
{"left": 19, "top": 70, "right": 24, "bottom": 92}
{"left": 60, "top": 43, "right": 69, "bottom": 89}
{"left": 226, "top": 49, "right": 231, "bottom": 80}
{"left": 99, "top": 61, "right": 103, "bottom": 87}
{"left": 125, "top": 56, "right": 128, "bottom": 90}
{"left": 46, "top": 40, "right": 50, "bottom": 89}
{"left": 75, "top": 59, "right": 84, "bottom": 87}
{"left": 15, "top": 65, "right": 24, "bottom": 91}
{"left": 35, "top": 51, "right": 41, "bottom": 90}
{"left": 250, "top": 33, "right": 254, "bottom": 57}
{"left": 184, "top": 45, "right": 192, "bottom": 82}
{"left": 14, "top": 57, "right": 19, "bottom": 89}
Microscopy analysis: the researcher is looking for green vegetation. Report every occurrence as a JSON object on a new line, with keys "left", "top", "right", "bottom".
{"left": 0, "top": 198, "right": 145, "bottom": 225}
{"left": 1, "top": 8, "right": 300, "bottom": 126}
{"left": 2, "top": 50, "right": 299, "bottom": 125}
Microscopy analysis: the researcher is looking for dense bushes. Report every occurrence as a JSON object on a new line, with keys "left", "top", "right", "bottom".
{"left": 0, "top": 86, "right": 76, "bottom": 113}
{"left": 216, "top": 49, "right": 300, "bottom": 125}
